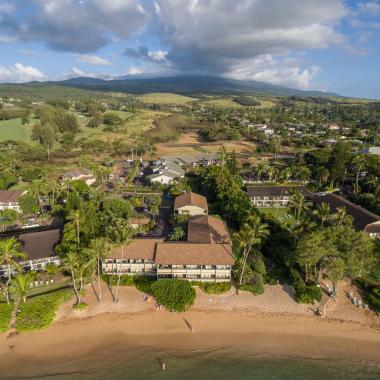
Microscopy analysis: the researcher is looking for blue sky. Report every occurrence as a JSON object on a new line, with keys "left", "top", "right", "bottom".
{"left": 0, "top": 0, "right": 380, "bottom": 99}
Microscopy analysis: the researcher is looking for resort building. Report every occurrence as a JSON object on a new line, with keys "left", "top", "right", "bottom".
{"left": 0, "top": 190, "right": 26, "bottom": 213}
{"left": 174, "top": 192, "right": 208, "bottom": 216}
{"left": 0, "top": 229, "right": 61, "bottom": 277}
{"left": 313, "top": 193, "right": 380, "bottom": 238}
{"left": 103, "top": 193, "right": 234, "bottom": 282}
{"left": 62, "top": 168, "right": 96, "bottom": 185}
{"left": 246, "top": 186, "right": 313, "bottom": 207}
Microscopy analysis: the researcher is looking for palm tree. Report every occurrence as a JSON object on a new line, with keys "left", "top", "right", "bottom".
{"left": 106, "top": 219, "right": 133, "bottom": 302}
{"left": 237, "top": 214, "right": 269, "bottom": 287}
{"left": 67, "top": 209, "right": 82, "bottom": 248}
{"left": 61, "top": 251, "right": 81, "bottom": 305}
{"left": 0, "top": 238, "right": 27, "bottom": 304}
{"left": 334, "top": 207, "right": 353, "bottom": 227}
{"left": 289, "top": 192, "right": 310, "bottom": 224}
{"left": 11, "top": 272, "right": 36, "bottom": 303}
{"left": 314, "top": 202, "right": 331, "bottom": 227}
{"left": 29, "top": 179, "right": 46, "bottom": 213}
{"left": 352, "top": 154, "right": 366, "bottom": 195}
{"left": 87, "top": 238, "right": 109, "bottom": 302}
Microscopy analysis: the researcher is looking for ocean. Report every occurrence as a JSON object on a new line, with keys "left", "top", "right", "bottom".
{"left": 5, "top": 346, "right": 380, "bottom": 380}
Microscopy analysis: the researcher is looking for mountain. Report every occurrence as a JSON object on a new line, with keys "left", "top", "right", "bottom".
{"left": 48, "top": 75, "right": 338, "bottom": 97}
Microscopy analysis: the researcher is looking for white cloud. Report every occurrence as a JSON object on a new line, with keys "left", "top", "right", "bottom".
{"left": 0, "top": 62, "right": 45, "bottom": 83}
{"left": 224, "top": 54, "right": 321, "bottom": 90}
{"left": 76, "top": 54, "right": 113, "bottom": 66}
{"left": 126, "top": 66, "right": 143, "bottom": 75}
{"left": 358, "top": 2, "right": 380, "bottom": 15}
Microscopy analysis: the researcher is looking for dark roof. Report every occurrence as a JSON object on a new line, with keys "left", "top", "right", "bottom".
{"left": 246, "top": 186, "right": 313, "bottom": 198}
{"left": 17, "top": 229, "right": 61, "bottom": 261}
{"left": 0, "top": 190, "right": 25, "bottom": 203}
{"left": 187, "top": 215, "right": 230, "bottom": 244}
{"left": 313, "top": 194, "right": 380, "bottom": 231}
{"left": 155, "top": 242, "right": 234, "bottom": 265}
{"left": 174, "top": 192, "right": 208, "bottom": 210}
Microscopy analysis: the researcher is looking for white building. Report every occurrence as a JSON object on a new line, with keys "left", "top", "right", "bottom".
{"left": 62, "top": 168, "right": 96, "bottom": 185}
{"left": 0, "top": 190, "right": 26, "bottom": 213}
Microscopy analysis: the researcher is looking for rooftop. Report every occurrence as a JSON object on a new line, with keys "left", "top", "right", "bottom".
{"left": 0, "top": 190, "right": 25, "bottom": 203}
{"left": 174, "top": 192, "right": 208, "bottom": 211}
{"left": 108, "top": 238, "right": 164, "bottom": 260}
{"left": 187, "top": 215, "right": 230, "bottom": 244}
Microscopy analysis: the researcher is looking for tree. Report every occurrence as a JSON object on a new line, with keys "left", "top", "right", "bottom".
{"left": 313, "top": 202, "right": 331, "bottom": 227}
{"left": 236, "top": 214, "right": 269, "bottom": 287}
{"left": 0, "top": 209, "right": 19, "bottom": 231}
{"left": 87, "top": 238, "right": 109, "bottom": 303}
{"left": 0, "top": 238, "right": 27, "bottom": 303}
{"left": 67, "top": 209, "right": 82, "bottom": 248}
{"left": 106, "top": 219, "right": 133, "bottom": 302}
{"left": 169, "top": 227, "right": 185, "bottom": 241}
{"left": 324, "top": 257, "right": 345, "bottom": 297}
{"left": 11, "top": 272, "right": 36, "bottom": 303}
{"left": 352, "top": 154, "right": 367, "bottom": 195}
{"left": 289, "top": 192, "right": 310, "bottom": 224}
{"left": 31, "top": 123, "right": 56, "bottom": 148}
{"left": 61, "top": 251, "right": 81, "bottom": 305}
{"left": 333, "top": 207, "right": 353, "bottom": 227}
{"left": 19, "top": 193, "right": 39, "bottom": 216}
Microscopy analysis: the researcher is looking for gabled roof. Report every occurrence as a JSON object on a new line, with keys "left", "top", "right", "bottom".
{"left": 174, "top": 192, "right": 208, "bottom": 210}
{"left": 62, "top": 168, "right": 92, "bottom": 178}
{"left": 246, "top": 186, "right": 313, "bottom": 198}
{"left": 108, "top": 238, "right": 164, "bottom": 260}
{"left": 187, "top": 215, "right": 230, "bottom": 244}
{"left": 313, "top": 194, "right": 380, "bottom": 231}
{"left": 0, "top": 190, "right": 25, "bottom": 203}
{"left": 155, "top": 242, "right": 234, "bottom": 265}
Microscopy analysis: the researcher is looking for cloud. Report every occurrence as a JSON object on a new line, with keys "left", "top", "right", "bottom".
{"left": 358, "top": 2, "right": 380, "bottom": 15}
{"left": 126, "top": 66, "right": 144, "bottom": 75}
{"left": 0, "top": 0, "right": 147, "bottom": 53}
{"left": 125, "top": 46, "right": 168, "bottom": 62}
{"left": 76, "top": 54, "right": 113, "bottom": 66}
{"left": 0, "top": 62, "right": 45, "bottom": 83}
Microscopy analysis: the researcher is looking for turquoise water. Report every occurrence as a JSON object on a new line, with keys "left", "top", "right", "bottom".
{"left": 5, "top": 347, "right": 380, "bottom": 380}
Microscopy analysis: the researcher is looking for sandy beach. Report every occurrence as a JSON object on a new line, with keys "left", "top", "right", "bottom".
{"left": 1, "top": 280, "right": 380, "bottom": 378}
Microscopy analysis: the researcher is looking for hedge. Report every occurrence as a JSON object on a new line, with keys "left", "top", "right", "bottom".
{"left": 0, "top": 303, "right": 13, "bottom": 333}
{"left": 192, "top": 282, "right": 231, "bottom": 294}
{"left": 152, "top": 279, "right": 196, "bottom": 312}
{"left": 102, "top": 275, "right": 156, "bottom": 293}
{"left": 16, "top": 289, "right": 71, "bottom": 332}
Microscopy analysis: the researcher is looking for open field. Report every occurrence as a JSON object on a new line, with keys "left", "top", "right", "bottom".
{"left": 0, "top": 118, "right": 36, "bottom": 145}
{"left": 201, "top": 96, "right": 276, "bottom": 109}
{"left": 136, "top": 92, "right": 198, "bottom": 104}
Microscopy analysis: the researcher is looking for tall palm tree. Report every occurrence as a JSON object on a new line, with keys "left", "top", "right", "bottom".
{"left": 0, "top": 238, "right": 27, "bottom": 304}
{"left": 106, "top": 219, "right": 133, "bottom": 302}
{"left": 67, "top": 209, "right": 82, "bottom": 248}
{"left": 11, "top": 272, "right": 36, "bottom": 303}
{"left": 314, "top": 202, "right": 331, "bottom": 227}
{"left": 29, "top": 179, "right": 46, "bottom": 213}
{"left": 289, "top": 192, "right": 310, "bottom": 224}
{"left": 237, "top": 214, "right": 269, "bottom": 287}
{"left": 334, "top": 207, "right": 353, "bottom": 227}
{"left": 87, "top": 238, "right": 109, "bottom": 303}
{"left": 61, "top": 251, "right": 81, "bottom": 305}
{"left": 352, "top": 154, "right": 367, "bottom": 195}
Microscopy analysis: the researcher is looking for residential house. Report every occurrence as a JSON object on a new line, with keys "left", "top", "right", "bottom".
{"left": 145, "top": 158, "right": 185, "bottom": 185}
{"left": 359, "top": 146, "right": 380, "bottom": 156}
{"left": 246, "top": 186, "right": 313, "bottom": 207}
{"left": 103, "top": 193, "right": 234, "bottom": 282}
{"left": 313, "top": 193, "right": 380, "bottom": 238}
{"left": 0, "top": 229, "right": 61, "bottom": 277}
{"left": 0, "top": 190, "right": 26, "bottom": 213}
{"left": 62, "top": 168, "right": 96, "bottom": 186}
{"left": 174, "top": 192, "right": 208, "bottom": 216}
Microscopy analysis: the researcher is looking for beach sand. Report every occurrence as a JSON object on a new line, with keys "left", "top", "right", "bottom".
{"left": 1, "top": 280, "right": 380, "bottom": 378}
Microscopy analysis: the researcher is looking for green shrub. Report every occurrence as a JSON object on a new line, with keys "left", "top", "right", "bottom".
{"left": 252, "top": 258, "right": 266, "bottom": 276}
{"left": 372, "top": 287, "right": 380, "bottom": 298}
{"left": 240, "top": 284, "right": 264, "bottom": 295}
{"left": 239, "top": 271, "right": 265, "bottom": 295}
{"left": 201, "top": 282, "right": 231, "bottom": 294}
{"left": 365, "top": 293, "right": 380, "bottom": 310}
{"left": 134, "top": 276, "right": 156, "bottom": 294}
{"left": 295, "top": 284, "right": 322, "bottom": 304}
{"left": 0, "top": 303, "right": 13, "bottom": 333}
{"left": 73, "top": 302, "right": 87, "bottom": 311}
{"left": 152, "top": 279, "right": 196, "bottom": 312}
{"left": 102, "top": 275, "right": 156, "bottom": 292}
{"left": 16, "top": 290, "right": 71, "bottom": 332}
{"left": 102, "top": 274, "right": 135, "bottom": 286}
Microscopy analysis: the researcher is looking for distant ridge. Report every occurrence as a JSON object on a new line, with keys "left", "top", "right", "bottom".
{"left": 37, "top": 75, "right": 339, "bottom": 97}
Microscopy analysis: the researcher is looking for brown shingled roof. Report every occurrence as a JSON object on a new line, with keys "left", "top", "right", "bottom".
{"left": 108, "top": 238, "right": 164, "bottom": 260}
{"left": 174, "top": 192, "right": 208, "bottom": 211}
{"left": 155, "top": 242, "right": 234, "bottom": 265}
{"left": 187, "top": 215, "right": 230, "bottom": 244}
{"left": 0, "top": 190, "right": 25, "bottom": 203}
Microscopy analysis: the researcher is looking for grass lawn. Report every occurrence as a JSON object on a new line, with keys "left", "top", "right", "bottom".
{"left": 8, "top": 182, "right": 29, "bottom": 190}
{"left": 258, "top": 207, "right": 289, "bottom": 218}
{"left": 0, "top": 303, "right": 13, "bottom": 333}
{"left": 136, "top": 93, "right": 198, "bottom": 104}
{"left": 0, "top": 118, "right": 37, "bottom": 145}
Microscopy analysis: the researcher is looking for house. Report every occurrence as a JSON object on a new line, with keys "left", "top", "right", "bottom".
{"left": 313, "top": 194, "right": 380, "bottom": 238}
{"left": 0, "top": 190, "right": 26, "bottom": 213}
{"left": 128, "top": 216, "right": 151, "bottom": 230}
{"left": 0, "top": 229, "right": 61, "bottom": 277}
{"left": 103, "top": 193, "right": 234, "bottom": 282}
{"left": 62, "top": 168, "right": 96, "bottom": 185}
{"left": 359, "top": 146, "right": 380, "bottom": 156}
{"left": 246, "top": 186, "right": 313, "bottom": 207}
{"left": 145, "top": 158, "right": 185, "bottom": 185}
{"left": 174, "top": 192, "right": 208, "bottom": 216}
{"left": 328, "top": 124, "right": 341, "bottom": 131}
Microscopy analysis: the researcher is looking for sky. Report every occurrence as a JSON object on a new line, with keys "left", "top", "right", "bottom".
{"left": 0, "top": 0, "right": 380, "bottom": 99}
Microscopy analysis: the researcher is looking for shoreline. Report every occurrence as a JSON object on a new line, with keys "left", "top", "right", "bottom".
{"left": 1, "top": 308, "right": 380, "bottom": 378}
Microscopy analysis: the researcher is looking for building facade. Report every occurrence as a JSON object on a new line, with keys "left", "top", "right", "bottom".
{"left": 0, "top": 190, "right": 26, "bottom": 212}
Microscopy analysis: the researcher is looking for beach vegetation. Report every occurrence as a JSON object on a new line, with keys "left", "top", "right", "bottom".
{"left": 15, "top": 289, "right": 71, "bottom": 332}
{"left": 192, "top": 282, "right": 231, "bottom": 294}
{"left": 152, "top": 279, "right": 196, "bottom": 312}
{"left": 0, "top": 303, "right": 13, "bottom": 333}
{"left": 239, "top": 272, "right": 265, "bottom": 295}
{"left": 73, "top": 302, "right": 87, "bottom": 311}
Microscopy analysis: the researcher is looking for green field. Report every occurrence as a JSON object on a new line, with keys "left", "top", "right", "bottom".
{"left": 136, "top": 93, "right": 198, "bottom": 105}
{"left": 0, "top": 118, "right": 36, "bottom": 145}
{"left": 201, "top": 97, "right": 276, "bottom": 109}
